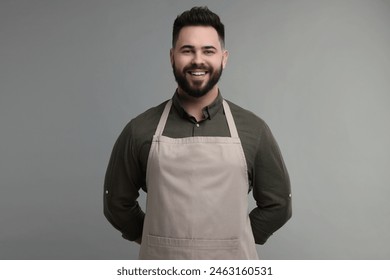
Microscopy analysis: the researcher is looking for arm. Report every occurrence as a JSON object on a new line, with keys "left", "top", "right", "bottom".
{"left": 103, "top": 122, "right": 145, "bottom": 242}
{"left": 249, "top": 123, "right": 292, "bottom": 244}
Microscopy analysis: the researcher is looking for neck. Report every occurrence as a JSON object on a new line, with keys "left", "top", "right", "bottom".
{"left": 177, "top": 86, "right": 219, "bottom": 121}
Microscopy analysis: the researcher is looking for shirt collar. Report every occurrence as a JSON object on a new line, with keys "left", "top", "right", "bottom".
{"left": 172, "top": 90, "right": 223, "bottom": 121}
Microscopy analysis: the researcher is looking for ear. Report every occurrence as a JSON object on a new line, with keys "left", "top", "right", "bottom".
{"left": 222, "top": 49, "right": 229, "bottom": 69}
{"left": 170, "top": 48, "right": 174, "bottom": 66}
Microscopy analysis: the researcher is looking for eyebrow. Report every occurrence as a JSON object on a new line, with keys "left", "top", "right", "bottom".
{"left": 179, "top": 45, "right": 218, "bottom": 50}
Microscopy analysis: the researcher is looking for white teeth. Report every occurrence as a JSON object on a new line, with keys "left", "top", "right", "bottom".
{"left": 190, "top": 71, "right": 206, "bottom": 76}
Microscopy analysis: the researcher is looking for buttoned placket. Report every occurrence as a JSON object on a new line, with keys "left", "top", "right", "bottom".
{"left": 192, "top": 121, "right": 201, "bottom": 136}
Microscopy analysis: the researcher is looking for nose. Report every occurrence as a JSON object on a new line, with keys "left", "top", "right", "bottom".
{"left": 191, "top": 50, "right": 204, "bottom": 65}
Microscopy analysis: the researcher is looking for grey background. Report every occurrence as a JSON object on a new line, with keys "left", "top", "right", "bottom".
{"left": 1, "top": 0, "right": 389, "bottom": 259}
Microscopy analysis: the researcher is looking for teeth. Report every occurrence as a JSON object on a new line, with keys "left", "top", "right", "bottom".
{"left": 190, "top": 71, "right": 206, "bottom": 76}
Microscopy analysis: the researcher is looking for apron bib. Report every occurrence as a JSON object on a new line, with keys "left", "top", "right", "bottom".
{"left": 139, "top": 99, "right": 258, "bottom": 259}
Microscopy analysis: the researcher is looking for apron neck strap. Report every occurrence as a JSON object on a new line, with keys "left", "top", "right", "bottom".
{"left": 155, "top": 100, "right": 172, "bottom": 136}
{"left": 154, "top": 99, "right": 239, "bottom": 138}
{"left": 222, "top": 100, "right": 239, "bottom": 138}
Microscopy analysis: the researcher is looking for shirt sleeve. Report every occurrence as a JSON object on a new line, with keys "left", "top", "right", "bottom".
{"left": 249, "top": 122, "right": 292, "bottom": 244}
{"left": 103, "top": 122, "right": 145, "bottom": 241}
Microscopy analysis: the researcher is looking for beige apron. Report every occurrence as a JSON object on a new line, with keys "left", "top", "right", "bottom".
{"left": 139, "top": 99, "right": 258, "bottom": 259}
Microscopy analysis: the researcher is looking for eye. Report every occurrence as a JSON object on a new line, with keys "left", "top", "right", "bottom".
{"left": 204, "top": 50, "right": 215, "bottom": 55}
{"left": 181, "top": 49, "right": 192, "bottom": 54}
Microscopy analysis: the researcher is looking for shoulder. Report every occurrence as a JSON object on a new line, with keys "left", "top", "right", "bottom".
{"left": 225, "top": 99, "right": 269, "bottom": 132}
{"left": 130, "top": 100, "right": 168, "bottom": 129}
{"left": 224, "top": 99, "right": 279, "bottom": 152}
{"left": 119, "top": 100, "right": 169, "bottom": 142}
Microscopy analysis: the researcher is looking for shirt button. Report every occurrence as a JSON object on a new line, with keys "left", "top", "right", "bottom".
{"left": 105, "top": 190, "right": 109, "bottom": 194}
{"left": 289, "top": 193, "right": 292, "bottom": 198}
{"left": 196, "top": 123, "right": 200, "bottom": 128}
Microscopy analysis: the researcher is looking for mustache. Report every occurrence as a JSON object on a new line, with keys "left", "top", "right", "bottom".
{"left": 183, "top": 64, "right": 211, "bottom": 72}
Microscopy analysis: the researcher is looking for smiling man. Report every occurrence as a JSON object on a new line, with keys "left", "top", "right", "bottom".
{"left": 104, "top": 6, "right": 292, "bottom": 260}
{"left": 172, "top": 25, "right": 226, "bottom": 94}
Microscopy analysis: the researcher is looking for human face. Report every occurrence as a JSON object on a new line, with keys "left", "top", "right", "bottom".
{"left": 170, "top": 26, "right": 228, "bottom": 98}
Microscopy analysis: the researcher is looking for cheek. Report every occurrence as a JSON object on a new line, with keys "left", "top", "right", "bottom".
{"left": 173, "top": 58, "right": 188, "bottom": 71}
{"left": 210, "top": 59, "right": 224, "bottom": 71}
{"left": 174, "top": 54, "right": 190, "bottom": 64}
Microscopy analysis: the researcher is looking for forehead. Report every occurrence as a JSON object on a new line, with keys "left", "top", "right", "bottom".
{"left": 176, "top": 26, "right": 221, "bottom": 48}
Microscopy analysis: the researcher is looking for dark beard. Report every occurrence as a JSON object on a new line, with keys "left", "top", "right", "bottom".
{"left": 172, "top": 62, "right": 223, "bottom": 98}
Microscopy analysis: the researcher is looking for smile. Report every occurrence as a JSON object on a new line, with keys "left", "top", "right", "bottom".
{"left": 187, "top": 71, "right": 208, "bottom": 76}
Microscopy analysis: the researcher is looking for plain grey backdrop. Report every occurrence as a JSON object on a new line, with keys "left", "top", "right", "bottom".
{"left": 1, "top": 0, "right": 390, "bottom": 259}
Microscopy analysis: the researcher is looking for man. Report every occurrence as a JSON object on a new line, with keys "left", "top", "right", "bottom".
{"left": 104, "top": 6, "right": 291, "bottom": 260}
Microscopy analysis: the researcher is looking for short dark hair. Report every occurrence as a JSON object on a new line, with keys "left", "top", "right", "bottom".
{"left": 172, "top": 6, "right": 225, "bottom": 48}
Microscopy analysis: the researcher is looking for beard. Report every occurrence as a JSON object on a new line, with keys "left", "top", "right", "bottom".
{"left": 172, "top": 62, "right": 223, "bottom": 98}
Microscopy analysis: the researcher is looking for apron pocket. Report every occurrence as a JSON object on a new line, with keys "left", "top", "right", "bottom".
{"left": 146, "top": 234, "right": 239, "bottom": 260}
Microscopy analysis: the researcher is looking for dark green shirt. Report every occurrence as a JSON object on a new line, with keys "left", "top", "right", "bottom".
{"left": 104, "top": 92, "right": 292, "bottom": 245}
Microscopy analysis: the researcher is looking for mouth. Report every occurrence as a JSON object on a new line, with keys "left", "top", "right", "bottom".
{"left": 187, "top": 70, "right": 208, "bottom": 77}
